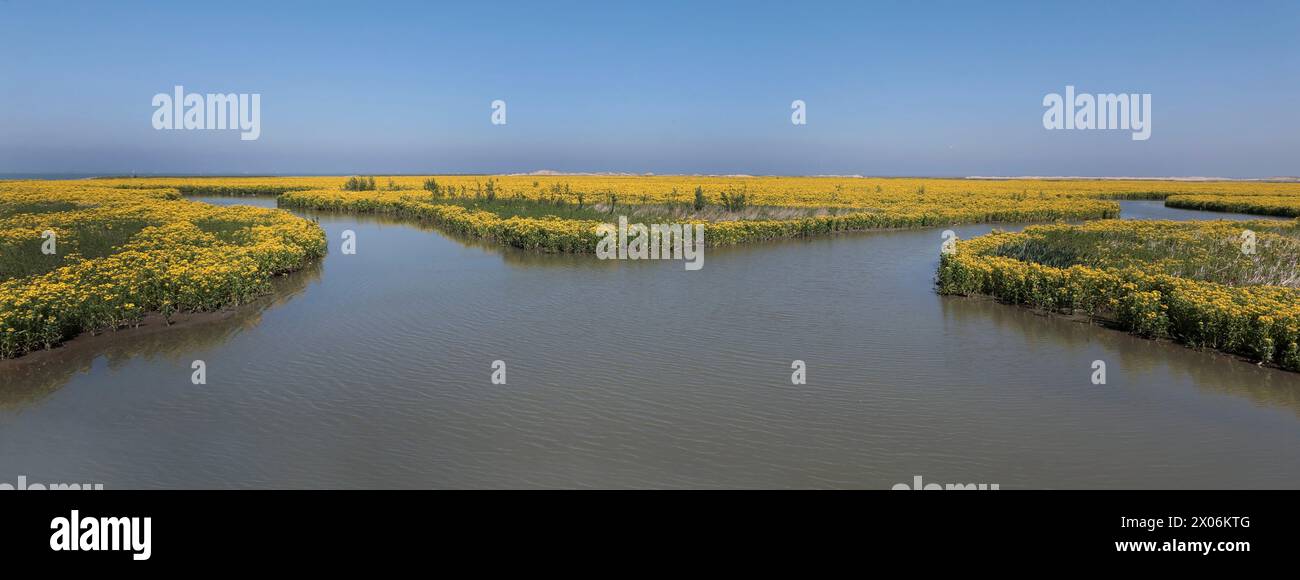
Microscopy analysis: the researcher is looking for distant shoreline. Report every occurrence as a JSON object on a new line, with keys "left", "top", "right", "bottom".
{"left": 2, "top": 172, "right": 1297, "bottom": 183}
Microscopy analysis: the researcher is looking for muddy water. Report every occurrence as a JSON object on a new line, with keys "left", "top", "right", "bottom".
{"left": 0, "top": 199, "right": 1296, "bottom": 489}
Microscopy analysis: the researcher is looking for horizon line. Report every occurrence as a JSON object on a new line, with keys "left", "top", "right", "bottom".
{"left": 3, "top": 172, "right": 1299, "bottom": 183}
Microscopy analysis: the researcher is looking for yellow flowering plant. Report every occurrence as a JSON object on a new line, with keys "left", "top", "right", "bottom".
{"left": 938, "top": 220, "right": 1300, "bottom": 371}
{"left": 0, "top": 181, "right": 325, "bottom": 358}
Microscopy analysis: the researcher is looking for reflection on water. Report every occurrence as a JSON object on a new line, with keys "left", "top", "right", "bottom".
{"left": 0, "top": 197, "right": 1296, "bottom": 489}
{"left": 1118, "top": 200, "right": 1293, "bottom": 222}
{"left": 940, "top": 296, "right": 1300, "bottom": 417}
{"left": 0, "top": 261, "right": 322, "bottom": 410}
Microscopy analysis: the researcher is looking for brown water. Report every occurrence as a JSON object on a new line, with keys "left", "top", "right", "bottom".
{"left": 0, "top": 200, "right": 1296, "bottom": 489}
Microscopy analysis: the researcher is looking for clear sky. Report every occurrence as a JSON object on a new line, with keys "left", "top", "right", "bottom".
{"left": 1, "top": 0, "right": 1296, "bottom": 177}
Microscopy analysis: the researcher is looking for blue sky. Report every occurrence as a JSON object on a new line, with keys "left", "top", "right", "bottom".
{"left": 1, "top": 0, "right": 1296, "bottom": 176}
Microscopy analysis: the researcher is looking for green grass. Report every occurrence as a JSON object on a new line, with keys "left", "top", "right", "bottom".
{"left": 175, "top": 185, "right": 309, "bottom": 197}
{"left": 989, "top": 221, "right": 1300, "bottom": 288}
{"left": 194, "top": 217, "right": 259, "bottom": 244}
{"left": 0, "top": 218, "right": 155, "bottom": 281}
{"left": 428, "top": 196, "right": 614, "bottom": 221}
{"left": 0, "top": 200, "right": 80, "bottom": 219}
{"left": 422, "top": 195, "right": 821, "bottom": 223}
{"left": 111, "top": 184, "right": 309, "bottom": 197}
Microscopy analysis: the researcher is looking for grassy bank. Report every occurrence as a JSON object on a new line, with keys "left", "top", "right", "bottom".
{"left": 272, "top": 177, "right": 1132, "bottom": 251}
{"left": 1166, "top": 194, "right": 1300, "bottom": 218}
{"left": 95, "top": 175, "right": 1300, "bottom": 210}
{"left": 278, "top": 188, "right": 1125, "bottom": 251}
{"left": 87, "top": 175, "right": 1300, "bottom": 252}
{"left": 937, "top": 220, "right": 1300, "bottom": 371}
{"left": 0, "top": 181, "right": 326, "bottom": 359}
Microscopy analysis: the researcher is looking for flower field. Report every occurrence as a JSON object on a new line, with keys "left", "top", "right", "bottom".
{"left": 937, "top": 220, "right": 1300, "bottom": 371}
{"left": 114, "top": 176, "right": 1138, "bottom": 253}
{"left": 0, "top": 181, "right": 325, "bottom": 358}
{"left": 94, "top": 175, "right": 1300, "bottom": 209}
{"left": 82, "top": 176, "right": 1300, "bottom": 253}
{"left": 7, "top": 176, "right": 1299, "bottom": 363}
{"left": 273, "top": 187, "right": 1127, "bottom": 252}
{"left": 1165, "top": 194, "right": 1300, "bottom": 218}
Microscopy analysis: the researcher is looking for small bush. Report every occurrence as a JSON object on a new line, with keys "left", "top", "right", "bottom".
{"left": 343, "top": 176, "right": 376, "bottom": 191}
{"left": 720, "top": 187, "right": 748, "bottom": 212}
